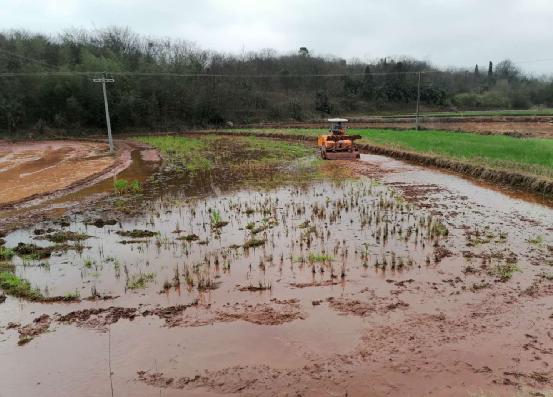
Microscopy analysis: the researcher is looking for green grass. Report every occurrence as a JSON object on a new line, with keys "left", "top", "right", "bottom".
{"left": 307, "top": 252, "right": 333, "bottom": 263}
{"left": 114, "top": 178, "right": 142, "bottom": 194}
{"left": 0, "top": 271, "right": 43, "bottom": 300}
{"left": 355, "top": 129, "right": 553, "bottom": 179}
{"left": 127, "top": 272, "right": 156, "bottom": 290}
{"left": 210, "top": 209, "right": 222, "bottom": 225}
{"left": 134, "top": 135, "right": 315, "bottom": 172}
{"left": 527, "top": 235, "right": 544, "bottom": 245}
{"left": 488, "top": 262, "right": 520, "bottom": 282}
{"left": 134, "top": 135, "right": 213, "bottom": 171}
{"left": 0, "top": 247, "right": 15, "bottom": 261}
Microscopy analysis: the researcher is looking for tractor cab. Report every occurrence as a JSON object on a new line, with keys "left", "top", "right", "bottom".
{"left": 329, "top": 118, "right": 347, "bottom": 135}
{"left": 317, "top": 118, "right": 361, "bottom": 160}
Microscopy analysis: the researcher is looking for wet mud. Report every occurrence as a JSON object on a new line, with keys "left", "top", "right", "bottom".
{"left": 0, "top": 138, "right": 552, "bottom": 397}
{"left": 0, "top": 140, "right": 123, "bottom": 208}
{"left": 0, "top": 140, "right": 161, "bottom": 234}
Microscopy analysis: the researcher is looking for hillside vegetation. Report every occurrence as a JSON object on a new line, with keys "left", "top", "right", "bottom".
{"left": 2, "top": 27, "right": 553, "bottom": 134}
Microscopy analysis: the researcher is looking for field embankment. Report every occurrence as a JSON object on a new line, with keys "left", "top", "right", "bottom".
{"left": 196, "top": 128, "right": 553, "bottom": 195}
{"left": 238, "top": 114, "right": 553, "bottom": 138}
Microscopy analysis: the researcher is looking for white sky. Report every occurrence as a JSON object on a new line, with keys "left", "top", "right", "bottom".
{"left": 2, "top": 0, "right": 553, "bottom": 75}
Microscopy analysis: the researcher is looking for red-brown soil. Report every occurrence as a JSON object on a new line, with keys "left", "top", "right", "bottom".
{"left": 0, "top": 140, "right": 122, "bottom": 207}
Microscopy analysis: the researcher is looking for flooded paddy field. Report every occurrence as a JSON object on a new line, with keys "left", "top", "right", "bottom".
{"left": 0, "top": 135, "right": 552, "bottom": 397}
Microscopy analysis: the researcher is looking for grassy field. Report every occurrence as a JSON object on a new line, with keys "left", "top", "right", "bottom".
{"left": 355, "top": 129, "right": 553, "bottom": 179}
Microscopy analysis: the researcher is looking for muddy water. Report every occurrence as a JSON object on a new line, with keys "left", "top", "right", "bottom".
{"left": 1, "top": 147, "right": 553, "bottom": 397}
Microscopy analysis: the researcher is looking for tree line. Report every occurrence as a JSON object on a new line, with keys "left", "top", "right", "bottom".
{"left": 1, "top": 27, "right": 553, "bottom": 134}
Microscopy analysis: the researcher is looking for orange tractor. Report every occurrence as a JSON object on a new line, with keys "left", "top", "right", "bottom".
{"left": 318, "top": 118, "right": 361, "bottom": 160}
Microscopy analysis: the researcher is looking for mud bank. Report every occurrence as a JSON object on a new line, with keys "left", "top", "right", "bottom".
{"left": 186, "top": 130, "right": 553, "bottom": 197}
{"left": 0, "top": 140, "right": 141, "bottom": 209}
{"left": 0, "top": 140, "right": 161, "bottom": 234}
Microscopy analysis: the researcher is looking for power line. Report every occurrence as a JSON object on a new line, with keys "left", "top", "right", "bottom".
{"left": 0, "top": 69, "right": 437, "bottom": 78}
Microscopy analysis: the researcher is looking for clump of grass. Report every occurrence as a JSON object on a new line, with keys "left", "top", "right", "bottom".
{"left": 197, "top": 273, "right": 217, "bottom": 291}
{"left": 177, "top": 234, "right": 199, "bottom": 242}
{"left": 239, "top": 281, "right": 272, "bottom": 291}
{"left": 307, "top": 252, "right": 333, "bottom": 263}
{"left": 116, "top": 229, "right": 158, "bottom": 238}
{"left": 430, "top": 221, "right": 449, "bottom": 238}
{"left": 83, "top": 258, "right": 94, "bottom": 269}
{"left": 527, "top": 235, "right": 544, "bottom": 245}
{"left": 0, "top": 246, "right": 15, "bottom": 261}
{"left": 129, "top": 180, "right": 141, "bottom": 193}
{"left": 40, "top": 231, "right": 90, "bottom": 244}
{"left": 210, "top": 209, "right": 228, "bottom": 228}
{"left": 114, "top": 179, "right": 129, "bottom": 194}
{"left": 127, "top": 272, "right": 156, "bottom": 290}
{"left": 488, "top": 262, "right": 520, "bottom": 282}
{"left": 250, "top": 224, "right": 268, "bottom": 234}
{"left": 0, "top": 271, "right": 42, "bottom": 300}
{"left": 13, "top": 243, "right": 57, "bottom": 260}
{"left": 243, "top": 238, "right": 266, "bottom": 249}
{"left": 114, "top": 179, "right": 142, "bottom": 194}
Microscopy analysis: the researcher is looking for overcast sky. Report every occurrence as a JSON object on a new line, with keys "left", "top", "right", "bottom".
{"left": 2, "top": 0, "right": 553, "bottom": 75}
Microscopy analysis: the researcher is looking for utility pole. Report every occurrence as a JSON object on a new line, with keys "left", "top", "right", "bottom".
{"left": 93, "top": 73, "right": 115, "bottom": 153}
{"left": 415, "top": 71, "right": 421, "bottom": 130}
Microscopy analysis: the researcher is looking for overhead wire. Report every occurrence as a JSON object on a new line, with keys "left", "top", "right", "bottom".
{"left": 0, "top": 69, "right": 437, "bottom": 78}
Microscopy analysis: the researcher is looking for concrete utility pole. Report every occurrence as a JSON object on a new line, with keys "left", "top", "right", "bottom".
{"left": 415, "top": 71, "right": 421, "bottom": 130}
{"left": 92, "top": 74, "right": 115, "bottom": 153}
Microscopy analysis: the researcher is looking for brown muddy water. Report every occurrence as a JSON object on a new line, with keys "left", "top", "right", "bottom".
{"left": 0, "top": 143, "right": 552, "bottom": 397}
